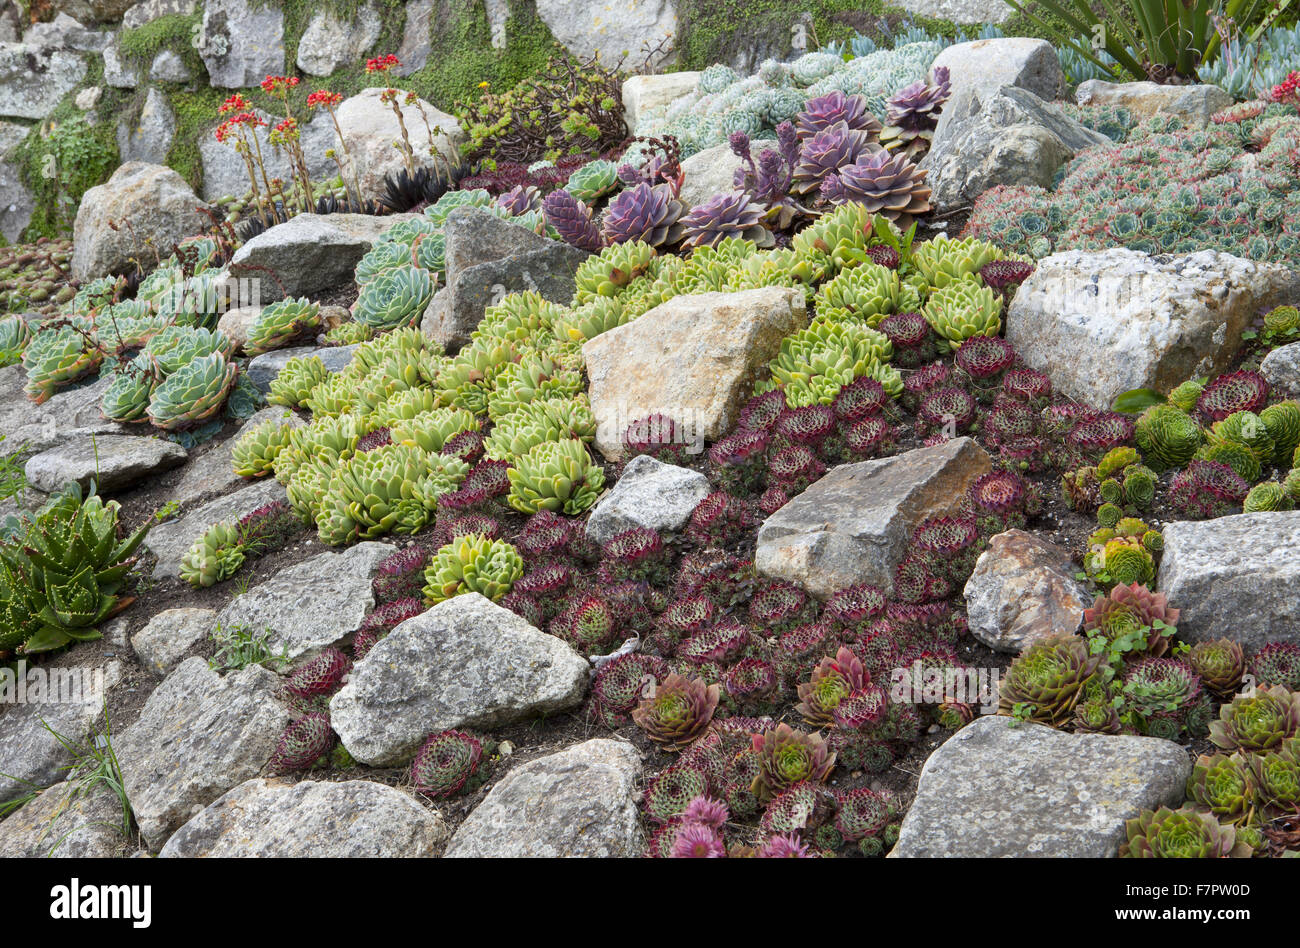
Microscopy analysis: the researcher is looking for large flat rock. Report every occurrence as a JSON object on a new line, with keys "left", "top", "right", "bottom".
{"left": 755, "top": 438, "right": 992, "bottom": 599}
{"left": 1007, "top": 248, "right": 1294, "bottom": 410}
{"left": 227, "top": 213, "right": 407, "bottom": 303}
{"left": 1157, "top": 512, "right": 1300, "bottom": 652}
{"left": 159, "top": 778, "right": 447, "bottom": 857}
{"left": 584, "top": 287, "right": 807, "bottom": 461}
{"left": 0, "top": 780, "right": 129, "bottom": 858}
{"left": 115, "top": 657, "right": 289, "bottom": 850}
{"left": 330, "top": 594, "right": 588, "bottom": 766}
{"left": 444, "top": 739, "right": 643, "bottom": 857}
{"left": 145, "top": 478, "right": 286, "bottom": 580}
{"left": 24, "top": 433, "right": 187, "bottom": 494}
{"left": 0, "top": 661, "right": 121, "bottom": 804}
{"left": 1076, "top": 79, "right": 1234, "bottom": 128}
{"left": 214, "top": 541, "right": 394, "bottom": 663}
{"left": 892, "top": 716, "right": 1191, "bottom": 857}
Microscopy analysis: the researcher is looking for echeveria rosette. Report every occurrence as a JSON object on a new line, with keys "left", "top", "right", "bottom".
{"left": 794, "top": 91, "right": 882, "bottom": 142}
{"left": 1209, "top": 685, "right": 1300, "bottom": 753}
{"left": 179, "top": 521, "right": 245, "bottom": 589}
{"left": 245, "top": 297, "right": 322, "bottom": 356}
{"left": 146, "top": 350, "right": 238, "bottom": 430}
{"left": 1119, "top": 806, "right": 1252, "bottom": 858}
{"left": 750, "top": 723, "right": 837, "bottom": 803}
{"left": 820, "top": 148, "right": 933, "bottom": 224}
{"left": 631, "top": 673, "right": 721, "bottom": 751}
{"left": 791, "top": 122, "right": 877, "bottom": 196}
{"left": 601, "top": 183, "right": 686, "bottom": 248}
{"left": 352, "top": 264, "right": 434, "bottom": 331}
{"left": 0, "top": 314, "right": 33, "bottom": 367}
{"left": 410, "top": 729, "right": 484, "bottom": 799}
{"left": 679, "top": 191, "right": 770, "bottom": 249}
{"left": 879, "top": 66, "right": 951, "bottom": 159}
{"left": 997, "top": 633, "right": 1104, "bottom": 728}
{"left": 22, "top": 326, "right": 103, "bottom": 404}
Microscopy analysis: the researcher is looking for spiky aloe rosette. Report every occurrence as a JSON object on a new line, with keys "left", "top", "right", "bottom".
{"left": 632, "top": 673, "right": 721, "bottom": 750}
{"left": 410, "top": 729, "right": 485, "bottom": 799}
{"left": 1119, "top": 806, "right": 1251, "bottom": 858}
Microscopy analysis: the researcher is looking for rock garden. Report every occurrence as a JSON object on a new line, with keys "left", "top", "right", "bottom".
{"left": 1, "top": 0, "right": 1300, "bottom": 862}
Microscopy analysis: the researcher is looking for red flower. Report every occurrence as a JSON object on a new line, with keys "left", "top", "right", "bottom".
{"left": 219, "top": 93, "right": 250, "bottom": 115}
{"left": 307, "top": 89, "right": 344, "bottom": 109}
{"left": 260, "top": 74, "right": 300, "bottom": 95}
{"left": 366, "top": 54, "right": 400, "bottom": 73}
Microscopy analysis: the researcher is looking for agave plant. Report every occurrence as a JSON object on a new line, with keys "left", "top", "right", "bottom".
{"left": 1119, "top": 806, "right": 1251, "bottom": 858}
{"left": 0, "top": 485, "right": 151, "bottom": 653}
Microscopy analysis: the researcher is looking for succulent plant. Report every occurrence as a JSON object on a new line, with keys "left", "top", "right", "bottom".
{"left": 1261, "top": 400, "right": 1300, "bottom": 464}
{"left": 422, "top": 533, "right": 524, "bottom": 605}
{"left": 179, "top": 521, "right": 245, "bottom": 588}
{"left": 22, "top": 327, "right": 103, "bottom": 404}
{"left": 1251, "top": 642, "right": 1300, "bottom": 691}
{"left": 0, "top": 485, "right": 151, "bottom": 653}
{"left": 245, "top": 297, "right": 322, "bottom": 356}
{"left": 1083, "top": 583, "right": 1179, "bottom": 656}
{"left": 146, "top": 351, "right": 238, "bottom": 430}
{"left": 1209, "top": 685, "right": 1300, "bottom": 753}
{"left": 1122, "top": 657, "right": 1207, "bottom": 738}
{"left": 751, "top": 723, "right": 837, "bottom": 803}
{"left": 998, "top": 633, "right": 1104, "bottom": 727}
{"left": 791, "top": 122, "right": 878, "bottom": 195}
{"left": 795, "top": 91, "right": 881, "bottom": 141}
{"left": 591, "top": 652, "right": 668, "bottom": 727}
{"left": 1187, "top": 638, "right": 1246, "bottom": 699}
{"left": 922, "top": 274, "right": 1001, "bottom": 351}
{"left": 1169, "top": 459, "right": 1250, "bottom": 519}
{"left": 764, "top": 318, "right": 898, "bottom": 407}
{"left": 1249, "top": 746, "right": 1300, "bottom": 814}
{"left": 1196, "top": 369, "right": 1270, "bottom": 422}
{"left": 286, "top": 647, "right": 351, "bottom": 699}
{"left": 820, "top": 149, "right": 933, "bottom": 224}
{"left": 795, "top": 646, "right": 869, "bottom": 727}
{"left": 1135, "top": 404, "right": 1203, "bottom": 472}
{"left": 644, "top": 764, "right": 710, "bottom": 824}
{"left": 573, "top": 240, "right": 657, "bottom": 303}
{"left": 543, "top": 187, "right": 605, "bottom": 252}
{"left": 602, "top": 183, "right": 686, "bottom": 247}
{"left": 352, "top": 264, "right": 434, "bottom": 330}
{"left": 268, "top": 712, "right": 335, "bottom": 774}
{"left": 1119, "top": 806, "right": 1251, "bottom": 858}
{"left": 410, "top": 729, "right": 484, "bottom": 799}
{"left": 268, "top": 354, "right": 329, "bottom": 408}
{"left": 317, "top": 445, "right": 468, "bottom": 545}
{"left": 879, "top": 66, "right": 950, "bottom": 158}
{"left": 679, "top": 191, "right": 769, "bottom": 249}
{"left": 1187, "top": 753, "right": 1257, "bottom": 825}
{"left": 99, "top": 358, "right": 161, "bottom": 423}
{"left": 506, "top": 438, "right": 606, "bottom": 516}
{"left": 0, "top": 314, "right": 32, "bottom": 366}
{"left": 1243, "top": 480, "right": 1295, "bottom": 512}
{"left": 231, "top": 417, "right": 296, "bottom": 478}
{"left": 632, "top": 673, "right": 721, "bottom": 750}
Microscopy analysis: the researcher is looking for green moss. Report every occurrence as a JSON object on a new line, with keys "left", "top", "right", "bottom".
{"left": 14, "top": 96, "right": 119, "bottom": 240}
{"left": 118, "top": 11, "right": 205, "bottom": 75}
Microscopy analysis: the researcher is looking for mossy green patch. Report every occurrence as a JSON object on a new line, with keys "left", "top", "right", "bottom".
{"left": 14, "top": 94, "right": 119, "bottom": 241}
{"left": 118, "top": 11, "right": 205, "bottom": 76}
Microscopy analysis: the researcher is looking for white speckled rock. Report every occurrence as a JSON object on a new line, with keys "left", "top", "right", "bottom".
{"left": 892, "top": 716, "right": 1191, "bottom": 857}
{"left": 1076, "top": 79, "right": 1233, "bottom": 128}
{"left": 585, "top": 455, "right": 711, "bottom": 544}
{"left": 131, "top": 608, "right": 217, "bottom": 677}
{"left": 1157, "top": 511, "right": 1300, "bottom": 652}
{"left": 159, "top": 778, "right": 447, "bottom": 857}
{"left": 445, "top": 739, "right": 643, "bottom": 857}
{"left": 1007, "top": 248, "right": 1295, "bottom": 410}
{"left": 330, "top": 594, "right": 588, "bottom": 766}
{"left": 1261, "top": 341, "right": 1300, "bottom": 399}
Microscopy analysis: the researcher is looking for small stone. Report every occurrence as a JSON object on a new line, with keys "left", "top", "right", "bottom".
{"left": 159, "top": 778, "right": 447, "bottom": 857}
{"left": 24, "top": 432, "right": 187, "bottom": 495}
{"left": 585, "top": 454, "right": 711, "bottom": 544}
{"left": 1076, "top": 79, "right": 1234, "bottom": 128}
{"left": 330, "top": 594, "right": 588, "bottom": 765}
{"left": 0, "top": 780, "right": 128, "bottom": 858}
{"left": 928, "top": 38, "right": 1064, "bottom": 144}
{"left": 1261, "top": 341, "right": 1300, "bottom": 399}
{"left": 132, "top": 608, "right": 218, "bottom": 677}
{"left": 445, "top": 738, "right": 643, "bottom": 857}
{"left": 115, "top": 657, "right": 290, "bottom": 850}
{"left": 245, "top": 343, "right": 358, "bottom": 394}
{"left": 622, "top": 71, "right": 700, "bottom": 135}
{"left": 892, "top": 716, "right": 1191, "bottom": 857}
{"left": 755, "top": 438, "right": 992, "bottom": 599}
{"left": 963, "top": 530, "right": 1091, "bottom": 653}
{"left": 214, "top": 542, "right": 395, "bottom": 663}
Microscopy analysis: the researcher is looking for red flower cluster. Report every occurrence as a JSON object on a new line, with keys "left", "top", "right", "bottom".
{"left": 260, "top": 74, "right": 300, "bottom": 95}
{"left": 219, "top": 92, "right": 251, "bottom": 115}
{"left": 307, "top": 89, "right": 344, "bottom": 109}
{"left": 269, "top": 116, "right": 299, "bottom": 145}
{"left": 214, "top": 110, "right": 267, "bottom": 143}
{"left": 1271, "top": 70, "right": 1300, "bottom": 106}
{"left": 366, "top": 54, "right": 400, "bottom": 73}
